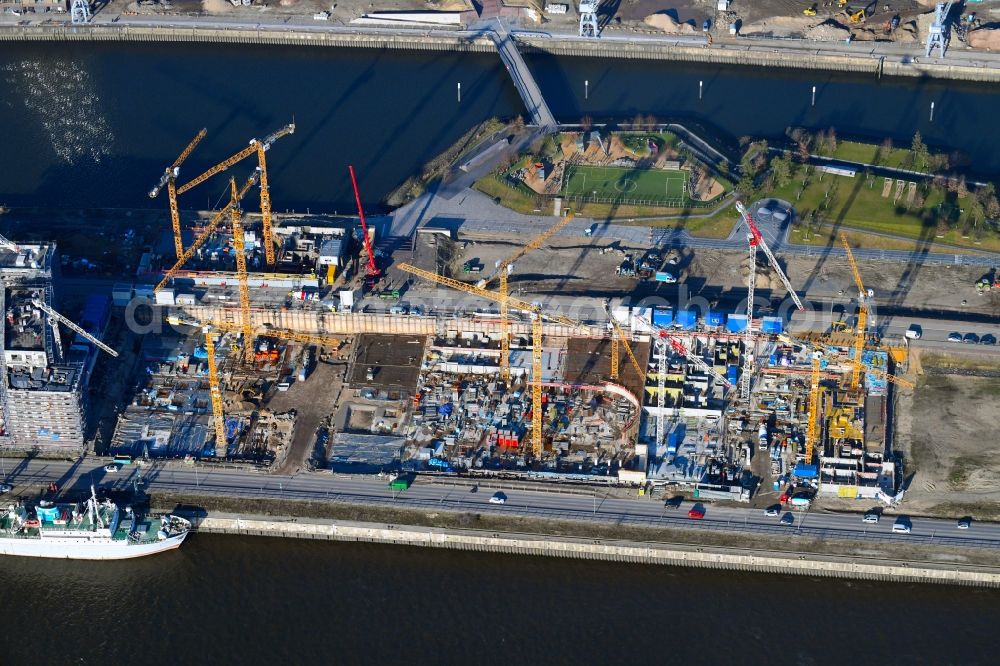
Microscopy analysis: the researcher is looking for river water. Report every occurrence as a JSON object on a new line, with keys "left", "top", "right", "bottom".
{"left": 2, "top": 43, "right": 1000, "bottom": 216}
{"left": 3, "top": 42, "right": 1000, "bottom": 662}
{"left": 0, "top": 534, "right": 998, "bottom": 665}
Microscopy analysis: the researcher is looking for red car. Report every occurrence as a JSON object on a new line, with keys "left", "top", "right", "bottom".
{"left": 688, "top": 506, "right": 705, "bottom": 519}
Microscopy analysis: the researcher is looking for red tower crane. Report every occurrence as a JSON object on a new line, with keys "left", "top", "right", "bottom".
{"left": 348, "top": 165, "right": 380, "bottom": 279}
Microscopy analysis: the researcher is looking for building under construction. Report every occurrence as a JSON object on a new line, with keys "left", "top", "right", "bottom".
{"left": 0, "top": 242, "right": 107, "bottom": 450}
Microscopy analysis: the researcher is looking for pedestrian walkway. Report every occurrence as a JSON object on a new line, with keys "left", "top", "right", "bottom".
{"left": 489, "top": 27, "right": 556, "bottom": 128}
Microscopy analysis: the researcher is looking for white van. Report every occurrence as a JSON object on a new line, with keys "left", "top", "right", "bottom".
{"left": 892, "top": 518, "right": 911, "bottom": 534}
{"left": 905, "top": 325, "right": 922, "bottom": 340}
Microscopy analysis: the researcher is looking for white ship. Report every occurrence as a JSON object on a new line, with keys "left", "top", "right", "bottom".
{"left": 0, "top": 486, "right": 190, "bottom": 560}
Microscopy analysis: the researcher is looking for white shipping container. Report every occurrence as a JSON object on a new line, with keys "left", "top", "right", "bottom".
{"left": 175, "top": 293, "right": 197, "bottom": 306}
{"left": 154, "top": 289, "right": 175, "bottom": 306}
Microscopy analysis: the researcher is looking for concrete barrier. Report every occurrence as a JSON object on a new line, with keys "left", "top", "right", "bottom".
{"left": 185, "top": 513, "right": 1000, "bottom": 587}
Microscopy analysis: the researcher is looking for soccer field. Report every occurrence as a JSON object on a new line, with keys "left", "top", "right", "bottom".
{"left": 562, "top": 165, "right": 687, "bottom": 203}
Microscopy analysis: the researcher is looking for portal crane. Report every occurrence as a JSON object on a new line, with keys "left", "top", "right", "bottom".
{"left": 840, "top": 233, "right": 870, "bottom": 389}
{"left": 734, "top": 201, "right": 804, "bottom": 401}
{"left": 175, "top": 123, "right": 295, "bottom": 265}
{"left": 32, "top": 299, "right": 119, "bottom": 358}
{"left": 155, "top": 170, "right": 261, "bottom": 293}
{"left": 926, "top": 1, "right": 955, "bottom": 58}
{"left": 348, "top": 165, "right": 380, "bottom": 282}
{"left": 478, "top": 210, "right": 576, "bottom": 380}
{"left": 399, "top": 262, "right": 580, "bottom": 457}
{"left": 149, "top": 128, "right": 207, "bottom": 260}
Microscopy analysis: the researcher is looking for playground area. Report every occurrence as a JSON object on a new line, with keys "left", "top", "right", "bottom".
{"left": 562, "top": 165, "right": 689, "bottom": 206}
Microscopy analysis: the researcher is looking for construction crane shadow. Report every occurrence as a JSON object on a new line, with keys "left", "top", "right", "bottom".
{"left": 879, "top": 196, "right": 941, "bottom": 334}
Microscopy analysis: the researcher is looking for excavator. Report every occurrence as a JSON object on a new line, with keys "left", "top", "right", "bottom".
{"left": 804, "top": 4, "right": 817, "bottom": 16}
{"left": 845, "top": 1, "right": 876, "bottom": 24}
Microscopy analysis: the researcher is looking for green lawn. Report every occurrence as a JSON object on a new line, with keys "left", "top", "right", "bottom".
{"left": 769, "top": 172, "right": 1000, "bottom": 252}
{"left": 825, "top": 140, "right": 944, "bottom": 171}
{"left": 563, "top": 165, "right": 688, "bottom": 204}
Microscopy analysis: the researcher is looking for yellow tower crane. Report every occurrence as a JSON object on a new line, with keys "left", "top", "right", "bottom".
{"left": 399, "top": 262, "right": 580, "bottom": 457}
{"left": 605, "top": 311, "right": 645, "bottom": 380}
{"left": 840, "top": 233, "right": 869, "bottom": 389}
{"left": 168, "top": 316, "right": 341, "bottom": 453}
{"left": 805, "top": 354, "right": 822, "bottom": 465}
{"left": 174, "top": 122, "right": 295, "bottom": 266}
{"left": 155, "top": 170, "right": 261, "bottom": 293}
{"left": 229, "top": 177, "right": 254, "bottom": 364}
{"left": 149, "top": 128, "right": 208, "bottom": 260}
{"left": 477, "top": 210, "right": 576, "bottom": 380}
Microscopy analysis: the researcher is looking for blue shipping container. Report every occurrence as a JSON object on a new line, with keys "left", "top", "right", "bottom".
{"left": 706, "top": 311, "right": 725, "bottom": 327}
{"left": 761, "top": 316, "right": 784, "bottom": 334}
{"left": 793, "top": 463, "right": 818, "bottom": 478}
{"left": 727, "top": 365, "right": 739, "bottom": 384}
{"left": 651, "top": 308, "right": 673, "bottom": 327}
{"left": 676, "top": 310, "right": 697, "bottom": 330}
{"left": 726, "top": 315, "right": 748, "bottom": 333}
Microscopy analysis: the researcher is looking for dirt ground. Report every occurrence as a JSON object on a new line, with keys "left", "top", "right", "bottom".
{"left": 347, "top": 333, "right": 425, "bottom": 395}
{"left": 894, "top": 352, "right": 1000, "bottom": 519}
{"left": 563, "top": 337, "right": 651, "bottom": 398}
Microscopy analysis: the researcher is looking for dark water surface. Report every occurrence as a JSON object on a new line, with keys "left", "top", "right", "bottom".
{"left": 0, "top": 534, "right": 998, "bottom": 665}
{"left": 4, "top": 43, "right": 1000, "bottom": 218}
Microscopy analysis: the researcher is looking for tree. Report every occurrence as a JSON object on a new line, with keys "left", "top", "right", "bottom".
{"left": 881, "top": 137, "right": 893, "bottom": 155}
{"left": 580, "top": 115, "right": 593, "bottom": 132}
{"left": 644, "top": 114, "right": 658, "bottom": 132}
{"left": 796, "top": 138, "right": 811, "bottom": 163}
{"left": 956, "top": 175, "right": 968, "bottom": 199}
{"left": 631, "top": 113, "right": 644, "bottom": 130}
{"left": 771, "top": 153, "right": 792, "bottom": 188}
{"left": 826, "top": 127, "right": 838, "bottom": 153}
{"left": 513, "top": 115, "right": 525, "bottom": 132}
{"left": 911, "top": 131, "right": 929, "bottom": 170}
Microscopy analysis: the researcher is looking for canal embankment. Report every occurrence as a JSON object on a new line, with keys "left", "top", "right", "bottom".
{"left": 4, "top": 20, "right": 1000, "bottom": 84}
{"left": 178, "top": 511, "right": 1000, "bottom": 587}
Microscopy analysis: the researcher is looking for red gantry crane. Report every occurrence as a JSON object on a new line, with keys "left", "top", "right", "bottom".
{"left": 734, "top": 201, "right": 804, "bottom": 401}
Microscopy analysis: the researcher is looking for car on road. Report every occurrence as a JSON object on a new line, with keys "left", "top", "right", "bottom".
{"left": 981, "top": 334, "right": 997, "bottom": 346}
{"left": 905, "top": 324, "right": 922, "bottom": 340}
{"left": 862, "top": 511, "right": 880, "bottom": 524}
{"left": 765, "top": 505, "right": 780, "bottom": 517}
{"left": 963, "top": 333, "right": 980, "bottom": 344}
{"left": 687, "top": 505, "right": 705, "bottom": 519}
{"left": 892, "top": 517, "right": 912, "bottom": 534}
{"left": 958, "top": 517, "right": 972, "bottom": 530}
{"left": 0, "top": 483, "right": 11, "bottom": 494}
{"left": 664, "top": 496, "right": 684, "bottom": 509}
{"left": 489, "top": 492, "right": 507, "bottom": 505}
{"left": 780, "top": 513, "right": 794, "bottom": 526}
{"left": 409, "top": 306, "right": 423, "bottom": 317}
{"left": 947, "top": 332, "right": 963, "bottom": 343}
{"left": 104, "top": 464, "right": 121, "bottom": 473}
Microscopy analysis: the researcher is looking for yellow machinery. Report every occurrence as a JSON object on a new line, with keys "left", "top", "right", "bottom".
{"left": 155, "top": 170, "right": 260, "bottom": 293}
{"left": 149, "top": 128, "right": 207, "bottom": 260}
{"left": 840, "top": 233, "right": 868, "bottom": 389}
{"left": 229, "top": 178, "right": 254, "bottom": 364}
{"left": 605, "top": 311, "right": 645, "bottom": 380}
{"left": 172, "top": 123, "right": 295, "bottom": 266}
{"left": 804, "top": 5, "right": 817, "bottom": 16}
{"left": 478, "top": 210, "right": 576, "bottom": 380}
{"left": 169, "top": 315, "right": 341, "bottom": 450}
{"left": 805, "top": 355, "right": 822, "bottom": 465}
{"left": 399, "top": 262, "right": 579, "bottom": 457}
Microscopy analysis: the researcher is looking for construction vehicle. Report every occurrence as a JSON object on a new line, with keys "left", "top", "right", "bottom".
{"left": 149, "top": 128, "right": 207, "bottom": 260}
{"left": 172, "top": 123, "right": 295, "bottom": 266}
{"left": 348, "top": 165, "right": 381, "bottom": 286}
{"left": 803, "top": 5, "right": 817, "bottom": 17}
{"left": 33, "top": 299, "right": 119, "bottom": 359}
{"left": 849, "top": 8, "right": 866, "bottom": 23}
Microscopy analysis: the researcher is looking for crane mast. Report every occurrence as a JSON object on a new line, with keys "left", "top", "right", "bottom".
{"left": 149, "top": 128, "right": 207, "bottom": 260}
{"left": 840, "top": 233, "right": 868, "bottom": 389}
{"left": 229, "top": 177, "right": 255, "bottom": 364}
{"left": 349, "top": 165, "right": 379, "bottom": 278}
{"left": 734, "top": 201, "right": 804, "bottom": 310}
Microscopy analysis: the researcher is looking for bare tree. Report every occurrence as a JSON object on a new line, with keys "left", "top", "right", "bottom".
{"left": 580, "top": 115, "right": 593, "bottom": 132}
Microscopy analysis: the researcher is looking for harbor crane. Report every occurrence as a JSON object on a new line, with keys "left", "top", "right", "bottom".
{"left": 155, "top": 169, "right": 261, "bottom": 293}
{"left": 32, "top": 299, "right": 119, "bottom": 359}
{"left": 168, "top": 315, "right": 342, "bottom": 452}
{"left": 578, "top": 0, "right": 600, "bottom": 37}
{"left": 161, "top": 123, "right": 295, "bottom": 266}
{"left": 477, "top": 210, "right": 576, "bottom": 380}
{"left": 399, "top": 262, "right": 581, "bottom": 458}
{"left": 926, "top": 1, "right": 955, "bottom": 58}
{"left": 348, "top": 165, "right": 380, "bottom": 283}
{"left": 840, "top": 232, "right": 872, "bottom": 389}
{"left": 734, "top": 201, "right": 804, "bottom": 401}
{"left": 149, "top": 128, "right": 207, "bottom": 260}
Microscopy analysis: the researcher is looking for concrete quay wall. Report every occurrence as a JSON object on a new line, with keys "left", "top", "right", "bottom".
{"left": 0, "top": 24, "right": 495, "bottom": 52}
{"left": 191, "top": 514, "right": 1000, "bottom": 587}
{"left": 4, "top": 23, "right": 1000, "bottom": 83}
